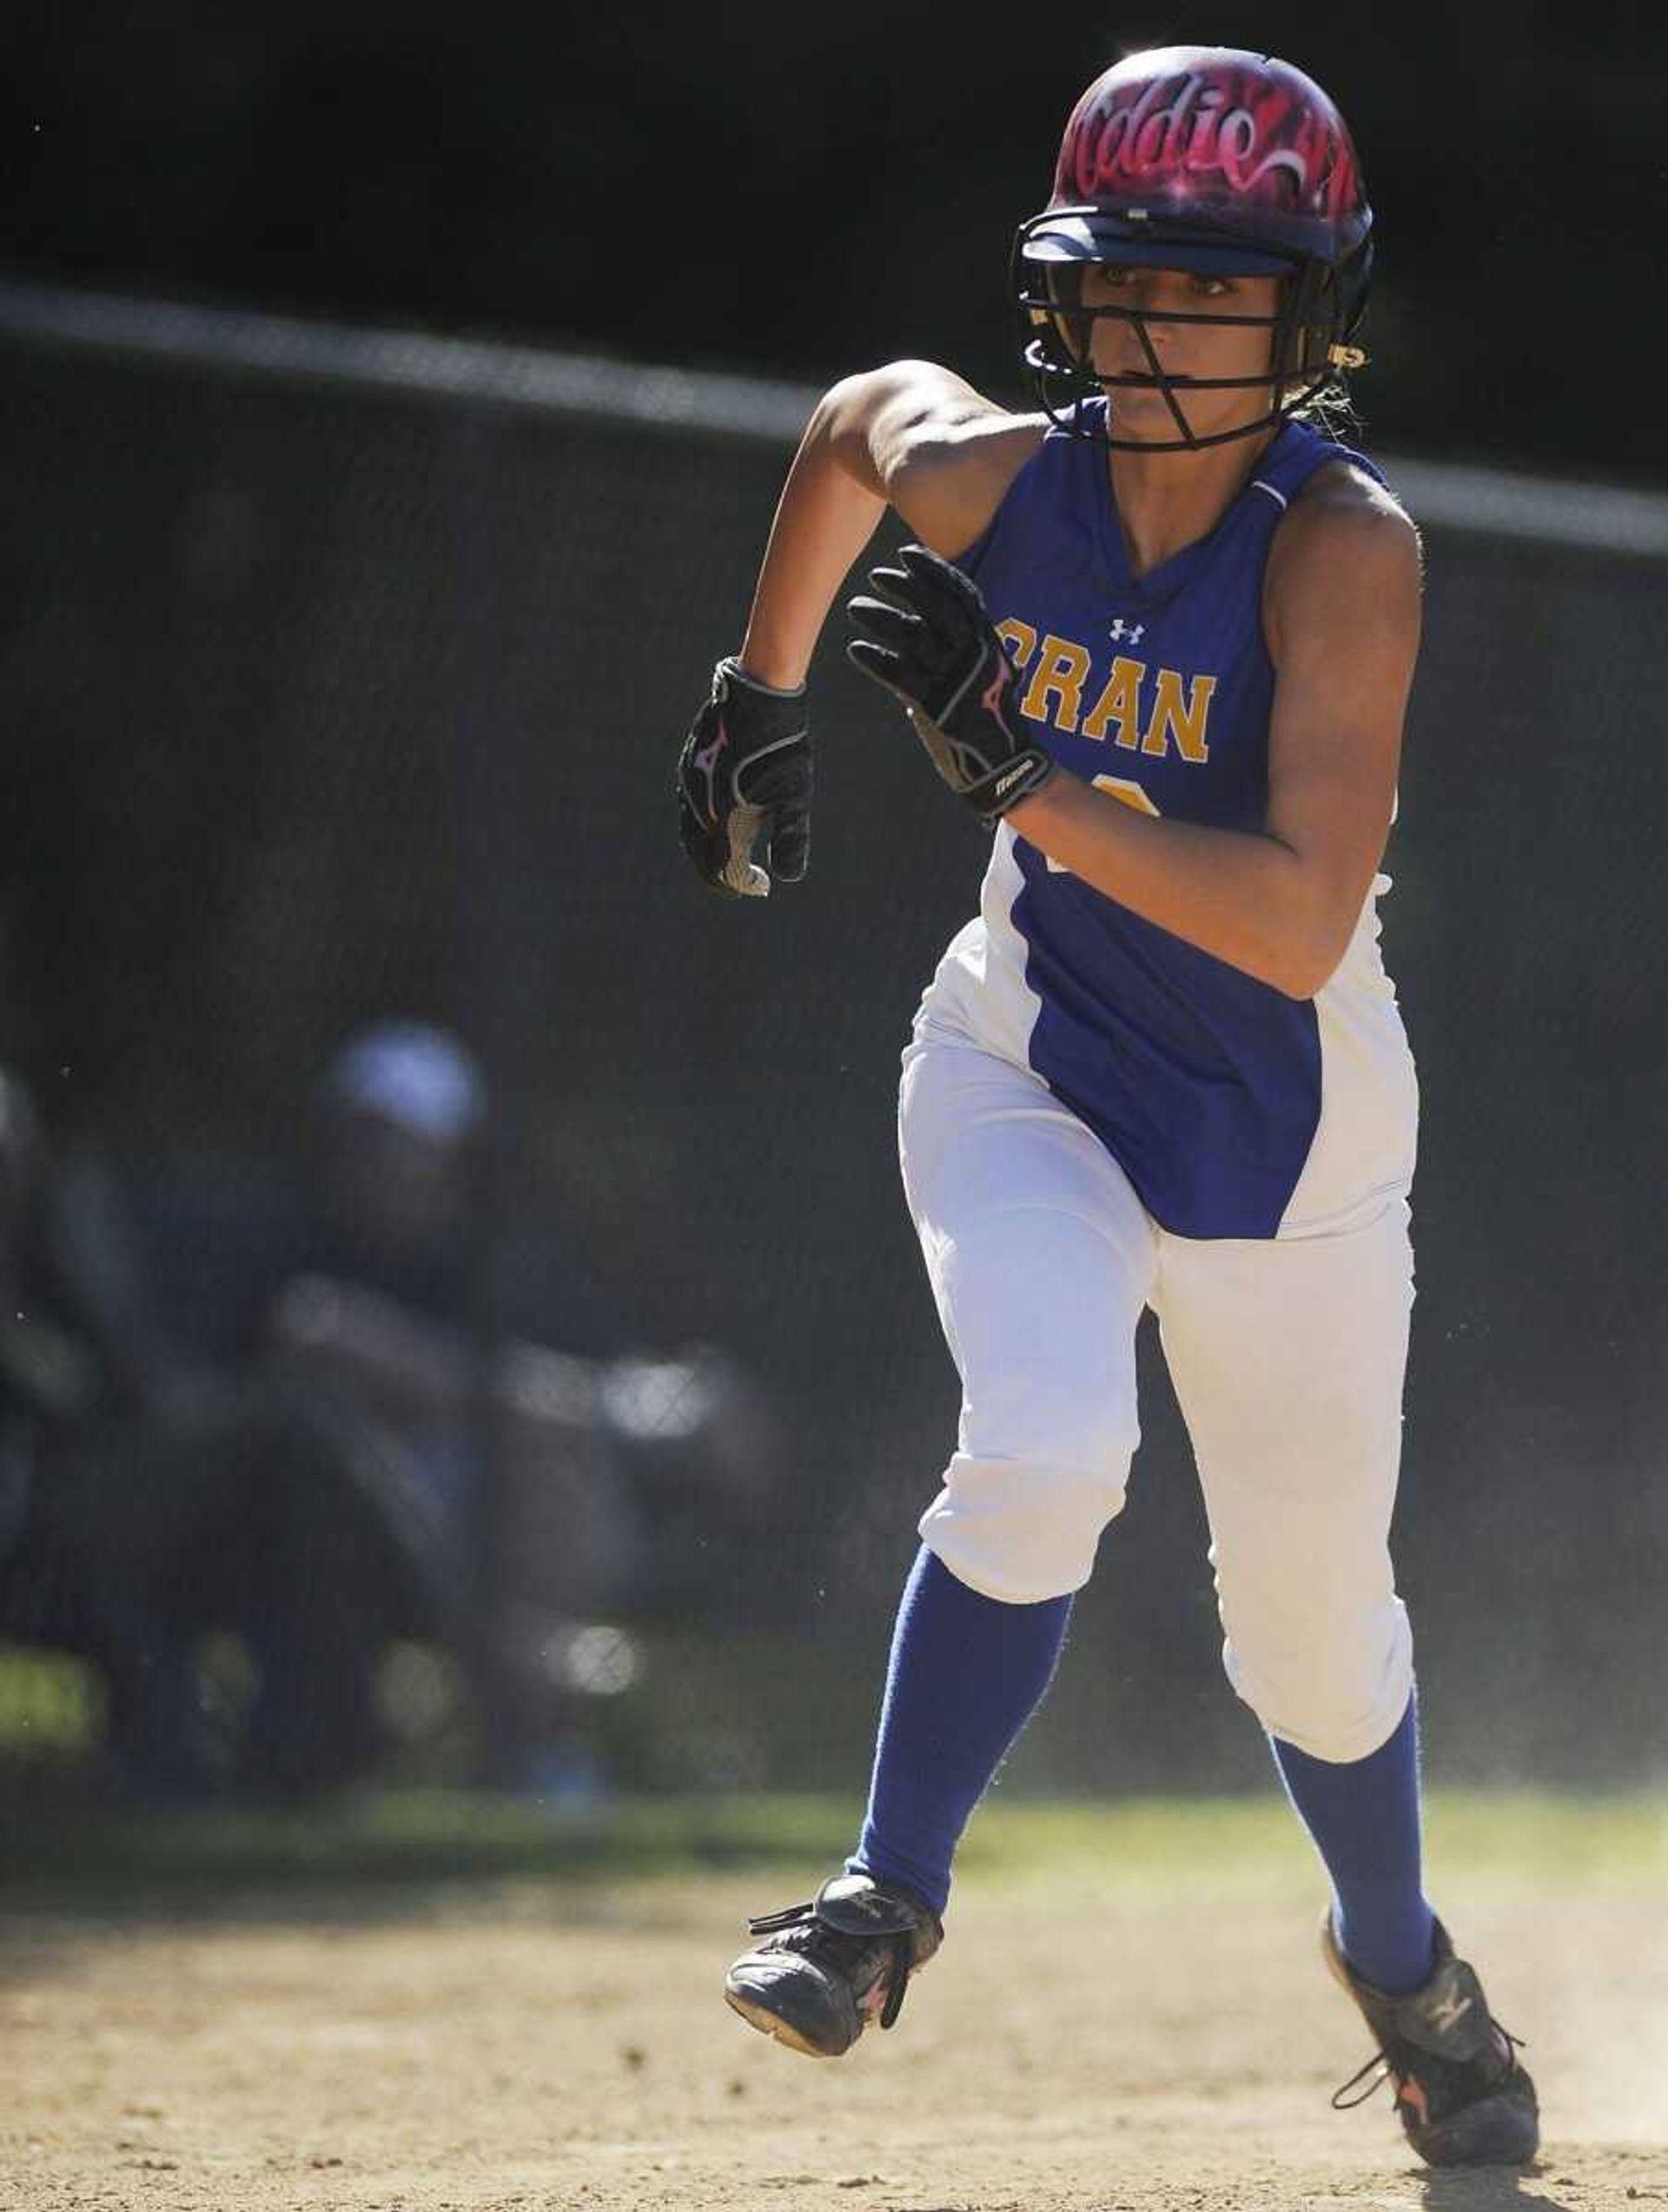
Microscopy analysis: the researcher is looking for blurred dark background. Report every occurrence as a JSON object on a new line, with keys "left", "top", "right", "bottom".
{"left": 0, "top": 8, "right": 1663, "bottom": 1810}
{"left": 2, "top": 2, "right": 1665, "bottom": 476}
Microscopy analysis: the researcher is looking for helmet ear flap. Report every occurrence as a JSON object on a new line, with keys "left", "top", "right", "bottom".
{"left": 1281, "top": 251, "right": 1371, "bottom": 388}
{"left": 1281, "top": 261, "right": 1332, "bottom": 382}
{"left": 1032, "top": 262, "right": 1091, "bottom": 376}
{"left": 1338, "top": 236, "right": 1373, "bottom": 348}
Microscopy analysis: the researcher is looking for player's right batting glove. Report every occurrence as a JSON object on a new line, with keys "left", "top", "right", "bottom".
{"left": 846, "top": 543, "right": 1056, "bottom": 827}
{"left": 678, "top": 658, "right": 812, "bottom": 899}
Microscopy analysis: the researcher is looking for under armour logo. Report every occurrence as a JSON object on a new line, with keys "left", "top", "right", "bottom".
{"left": 1109, "top": 618, "right": 1146, "bottom": 644}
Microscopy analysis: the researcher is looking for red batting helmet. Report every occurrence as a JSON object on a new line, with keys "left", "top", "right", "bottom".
{"left": 1013, "top": 47, "right": 1373, "bottom": 450}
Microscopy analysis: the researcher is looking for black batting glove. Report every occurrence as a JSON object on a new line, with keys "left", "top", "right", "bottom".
{"left": 846, "top": 544, "right": 1056, "bottom": 827}
{"left": 678, "top": 657, "right": 812, "bottom": 898}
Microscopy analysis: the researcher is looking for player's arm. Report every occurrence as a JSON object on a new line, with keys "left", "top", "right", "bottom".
{"left": 738, "top": 361, "right": 1037, "bottom": 690}
{"left": 1006, "top": 474, "right": 1420, "bottom": 997}
{"left": 676, "top": 363, "right": 1038, "bottom": 897}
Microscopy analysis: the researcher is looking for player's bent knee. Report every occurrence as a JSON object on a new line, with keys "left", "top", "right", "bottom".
{"left": 917, "top": 1451, "right": 1130, "bottom": 1603}
{"left": 1221, "top": 1598, "right": 1413, "bottom": 1762}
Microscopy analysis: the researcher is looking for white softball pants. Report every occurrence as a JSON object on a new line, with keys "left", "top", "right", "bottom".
{"left": 900, "top": 1028, "right": 1416, "bottom": 1762}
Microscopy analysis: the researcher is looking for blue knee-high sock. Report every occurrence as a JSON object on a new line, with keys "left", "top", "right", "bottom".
{"left": 849, "top": 1546, "right": 1072, "bottom": 1919}
{"left": 1271, "top": 1692, "right": 1435, "bottom": 1994}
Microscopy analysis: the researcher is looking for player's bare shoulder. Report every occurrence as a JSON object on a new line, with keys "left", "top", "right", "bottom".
{"left": 1264, "top": 454, "right": 1422, "bottom": 664}
{"left": 827, "top": 360, "right": 1046, "bottom": 560}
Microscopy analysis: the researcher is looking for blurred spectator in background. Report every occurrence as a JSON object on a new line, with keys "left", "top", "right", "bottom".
{"left": 0, "top": 1029, "right": 778, "bottom": 1801}
{"left": 267, "top": 1020, "right": 636, "bottom": 1795}
{"left": 266, "top": 1023, "right": 779, "bottom": 1793}
{"left": 0, "top": 1063, "right": 427, "bottom": 1798}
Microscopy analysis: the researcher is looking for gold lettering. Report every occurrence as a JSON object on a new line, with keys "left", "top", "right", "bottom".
{"left": 995, "top": 617, "right": 1037, "bottom": 672}
{"left": 1082, "top": 655, "right": 1147, "bottom": 750}
{"left": 1141, "top": 667, "right": 1216, "bottom": 761}
{"left": 1019, "top": 633, "right": 1092, "bottom": 732}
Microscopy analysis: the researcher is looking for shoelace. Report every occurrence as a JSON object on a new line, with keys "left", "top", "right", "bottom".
{"left": 1330, "top": 2023, "right": 1526, "bottom": 2113}
{"left": 746, "top": 1901, "right": 917, "bottom": 2030}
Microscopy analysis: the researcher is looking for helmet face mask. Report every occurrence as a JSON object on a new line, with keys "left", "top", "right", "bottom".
{"left": 1015, "top": 50, "right": 1373, "bottom": 453}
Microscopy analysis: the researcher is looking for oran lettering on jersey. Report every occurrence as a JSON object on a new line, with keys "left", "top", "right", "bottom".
{"left": 996, "top": 617, "right": 1216, "bottom": 763}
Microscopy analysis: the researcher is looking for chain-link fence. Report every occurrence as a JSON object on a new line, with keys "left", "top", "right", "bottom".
{"left": 0, "top": 283, "right": 1663, "bottom": 1797}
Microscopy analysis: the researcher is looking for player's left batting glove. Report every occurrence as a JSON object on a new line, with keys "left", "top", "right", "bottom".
{"left": 846, "top": 543, "right": 1056, "bottom": 827}
{"left": 678, "top": 658, "right": 813, "bottom": 898}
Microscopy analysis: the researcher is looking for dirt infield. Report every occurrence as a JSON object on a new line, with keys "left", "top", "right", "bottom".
{"left": 3, "top": 1871, "right": 1663, "bottom": 2211}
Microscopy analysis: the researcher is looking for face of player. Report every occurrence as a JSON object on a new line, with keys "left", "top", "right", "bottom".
{"left": 1077, "top": 265, "right": 1283, "bottom": 447}
{"left": 319, "top": 1107, "right": 472, "bottom": 1256}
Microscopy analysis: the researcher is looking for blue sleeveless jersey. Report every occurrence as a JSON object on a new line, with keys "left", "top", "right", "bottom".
{"left": 916, "top": 410, "right": 1418, "bottom": 1242}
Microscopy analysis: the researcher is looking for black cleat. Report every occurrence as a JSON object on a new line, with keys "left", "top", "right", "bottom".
{"left": 1325, "top": 1915, "right": 1539, "bottom": 2167}
{"left": 724, "top": 1871, "right": 943, "bottom": 2058}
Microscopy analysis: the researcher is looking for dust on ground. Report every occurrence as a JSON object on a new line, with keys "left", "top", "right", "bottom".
{"left": 2, "top": 1872, "right": 1663, "bottom": 2211}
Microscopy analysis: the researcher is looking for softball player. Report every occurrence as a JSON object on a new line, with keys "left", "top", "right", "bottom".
{"left": 678, "top": 47, "right": 1538, "bottom": 2169}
